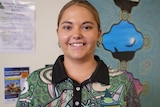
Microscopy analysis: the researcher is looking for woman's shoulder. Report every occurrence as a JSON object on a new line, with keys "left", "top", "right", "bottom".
{"left": 107, "top": 66, "right": 130, "bottom": 83}
{"left": 27, "top": 65, "right": 53, "bottom": 85}
{"left": 108, "top": 67, "right": 124, "bottom": 77}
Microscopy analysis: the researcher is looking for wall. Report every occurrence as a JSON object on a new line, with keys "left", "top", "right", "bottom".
{"left": 0, "top": 0, "right": 70, "bottom": 107}
{"left": 89, "top": 0, "right": 160, "bottom": 107}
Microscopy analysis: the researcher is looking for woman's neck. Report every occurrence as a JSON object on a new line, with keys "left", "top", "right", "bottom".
{"left": 63, "top": 56, "right": 97, "bottom": 83}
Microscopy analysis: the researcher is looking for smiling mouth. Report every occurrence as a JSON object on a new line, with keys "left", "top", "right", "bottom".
{"left": 69, "top": 43, "right": 85, "bottom": 47}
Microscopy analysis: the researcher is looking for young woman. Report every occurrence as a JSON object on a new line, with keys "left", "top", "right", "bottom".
{"left": 16, "top": 0, "right": 141, "bottom": 107}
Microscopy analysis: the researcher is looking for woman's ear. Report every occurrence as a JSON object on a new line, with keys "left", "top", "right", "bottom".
{"left": 56, "top": 28, "right": 60, "bottom": 48}
{"left": 58, "top": 42, "right": 61, "bottom": 48}
{"left": 56, "top": 28, "right": 58, "bottom": 34}
{"left": 97, "top": 29, "right": 102, "bottom": 47}
{"left": 98, "top": 29, "right": 102, "bottom": 39}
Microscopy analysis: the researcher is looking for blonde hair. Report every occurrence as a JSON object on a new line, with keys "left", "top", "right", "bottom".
{"left": 57, "top": 0, "right": 101, "bottom": 30}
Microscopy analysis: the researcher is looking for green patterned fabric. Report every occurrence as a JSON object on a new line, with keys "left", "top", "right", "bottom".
{"left": 16, "top": 56, "right": 140, "bottom": 107}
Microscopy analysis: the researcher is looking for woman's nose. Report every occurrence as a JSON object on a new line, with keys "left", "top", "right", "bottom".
{"left": 72, "top": 28, "right": 82, "bottom": 39}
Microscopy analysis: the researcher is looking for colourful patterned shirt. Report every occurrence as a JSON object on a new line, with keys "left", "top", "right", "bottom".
{"left": 16, "top": 55, "right": 141, "bottom": 107}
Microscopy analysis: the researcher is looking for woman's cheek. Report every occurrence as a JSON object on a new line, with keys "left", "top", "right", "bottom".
{"left": 59, "top": 35, "right": 70, "bottom": 46}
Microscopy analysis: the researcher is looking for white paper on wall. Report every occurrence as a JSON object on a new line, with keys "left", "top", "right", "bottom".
{"left": 0, "top": 0, "right": 35, "bottom": 53}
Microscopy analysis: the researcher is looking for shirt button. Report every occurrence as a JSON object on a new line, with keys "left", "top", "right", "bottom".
{"left": 75, "top": 101, "right": 80, "bottom": 106}
{"left": 76, "top": 87, "right": 80, "bottom": 91}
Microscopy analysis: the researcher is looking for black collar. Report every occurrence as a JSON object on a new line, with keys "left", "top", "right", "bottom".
{"left": 52, "top": 55, "right": 109, "bottom": 85}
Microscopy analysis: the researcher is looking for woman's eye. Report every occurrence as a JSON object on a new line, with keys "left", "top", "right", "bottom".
{"left": 63, "top": 26, "right": 72, "bottom": 30}
{"left": 82, "top": 26, "right": 92, "bottom": 30}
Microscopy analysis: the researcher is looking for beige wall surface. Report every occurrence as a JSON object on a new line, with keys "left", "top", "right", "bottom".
{"left": 0, "top": 0, "right": 70, "bottom": 106}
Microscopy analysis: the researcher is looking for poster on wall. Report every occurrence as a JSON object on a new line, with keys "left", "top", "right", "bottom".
{"left": 4, "top": 67, "right": 29, "bottom": 103}
{"left": 0, "top": 0, "right": 35, "bottom": 53}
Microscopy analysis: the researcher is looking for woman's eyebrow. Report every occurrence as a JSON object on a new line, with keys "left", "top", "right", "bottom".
{"left": 60, "top": 21, "right": 94, "bottom": 25}
{"left": 60, "top": 21, "right": 72, "bottom": 25}
{"left": 82, "top": 21, "right": 94, "bottom": 25}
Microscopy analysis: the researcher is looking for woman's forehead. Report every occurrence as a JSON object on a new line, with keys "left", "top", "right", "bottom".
{"left": 60, "top": 5, "right": 95, "bottom": 21}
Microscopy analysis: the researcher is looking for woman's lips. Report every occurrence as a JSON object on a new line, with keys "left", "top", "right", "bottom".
{"left": 69, "top": 43, "right": 86, "bottom": 47}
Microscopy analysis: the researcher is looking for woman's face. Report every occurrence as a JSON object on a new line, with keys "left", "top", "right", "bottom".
{"left": 57, "top": 5, "right": 101, "bottom": 60}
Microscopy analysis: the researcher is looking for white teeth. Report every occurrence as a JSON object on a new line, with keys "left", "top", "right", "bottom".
{"left": 70, "top": 43, "right": 83, "bottom": 47}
